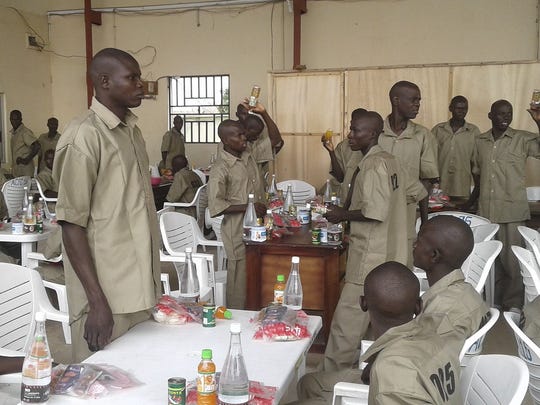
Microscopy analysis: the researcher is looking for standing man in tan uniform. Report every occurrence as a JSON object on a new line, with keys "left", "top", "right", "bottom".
{"left": 9, "top": 110, "right": 40, "bottom": 177}
{"left": 464, "top": 100, "right": 540, "bottom": 312}
{"left": 166, "top": 154, "right": 203, "bottom": 217}
{"left": 208, "top": 120, "right": 265, "bottom": 309}
{"left": 37, "top": 117, "right": 61, "bottom": 172}
{"left": 432, "top": 96, "right": 480, "bottom": 202}
{"left": 161, "top": 115, "right": 185, "bottom": 170}
{"left": 378, "top": 81, "right": 439, "bottom": 266}
{"left": 322, "top": 111, "right": 409, "bottom": 371}
{"left": 54, "top": 48, "right": 161, "bottom": 362}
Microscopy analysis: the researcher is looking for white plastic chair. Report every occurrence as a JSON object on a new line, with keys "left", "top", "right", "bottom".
{"left": 460, "top": 354, "right": 529, "bottom": 405}
{"left": 1, "top": 176, "right": 30, "bottom": 218}
{"left": 519, "top": 225, "right": 540, "bottom": 266}
{"left": 471, "top": 223, "right": 499, "bottom": 243}
{"left": 193, "top": 168, "right": 207, "bottom": 185}
{"left": 277, "top": 180, "right": 316, "bottom": 205}
{"left": 415, "top": 211, "right": 491, "bottom": 234}
{"left": 0, "top": 264, "right": 68, "bottom": 355}
{"left": 164, "top": 184, "right": 208, "bottom": 232}
{"left": 459, "top": 308, "right": 500, "bottom": 364}
{"left": 34, "top": 178, "right": 57, "bottom": 219}
{"left": 461, "top": 240, "right": 502, "bottom": 294}
{"left": 512, "top": 245, "right": 540, "bottom": 304}
{"left": 528, "top": 186, "right": 540, "bottom": 202}
{"left": 504, "top": 310, "right": 540, "bottom": 404}
{"left": 332, "top": 382, "right": 369, "bottom": 405}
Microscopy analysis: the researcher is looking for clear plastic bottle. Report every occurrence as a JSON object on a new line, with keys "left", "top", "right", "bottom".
{"left": 273, "top": 274, "right": 286, "bottom": 304}
{"left": 267, "top": 174, "right": 277, "bottom": 200}
{"left": 263, "top": 209, "right": 273, "bottom": 241}
{"left": 248, "top": 85, "right": 260, "bottom": 107}
{"left": 197, "top": 349, "right": 217, "bottom": 405}
{"left": 22, "top": 186, "right": 29, "bottom": 211}
{"left": 218, "top": 323, "right": 249, "bottom": 405}
{"left": 21, "top": 311, "right": 52, "bottom": 404}
{"left": 36, "top": 198, "right": 45, "bottom": 233}
{"left": 283, "top": 185, "right": 294, "bottom": 214}
{"left": 178, "top": 247, "right": 200, "bottom": 302}
{"left": 323, "top": 179, "right": 332, "bottom": 204}
{"left": 24, "top": 196, "right": 36, "bottom": 233}
{"left": 242, "top": 194, "right": 257, "bottom": 241}
{"left": 284, "top": 256, "right": 303, "bottom": 310}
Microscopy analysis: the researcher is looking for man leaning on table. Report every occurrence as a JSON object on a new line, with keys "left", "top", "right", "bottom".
{"left": 54, "top": 48, "right": 161, "bottom": 362}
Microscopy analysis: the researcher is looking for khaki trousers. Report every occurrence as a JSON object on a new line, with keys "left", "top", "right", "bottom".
{"left": 294, "top": 367, "right": 364, "bottom": 405}
{"left": 495, "top": 221, "right": 525, "bottom": 309}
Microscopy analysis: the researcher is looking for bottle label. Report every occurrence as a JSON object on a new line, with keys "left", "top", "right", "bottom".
{"left": 197, "top": 371, "right": 216, "bottom": 394}
{"left": 21, "top": 381, "right": 50, "bottom": 402}
{"left": 202, "top": 305, "right": 216, "bottom": 327}
{"left": 274, "top": 290, "right": 284, "bottom": 304}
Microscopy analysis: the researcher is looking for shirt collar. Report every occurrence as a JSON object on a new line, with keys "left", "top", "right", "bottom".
{"left": 479, "top": 127, "right": 516, "bottom": 140}
{"left": 383, "top": 116, "right": 415, "bottom": 139}
{"left": 90, "top": 97, "right": 138, "bottom": 130}
{"left": 220, "top": 148, "right": 249, "bottom": 167}
{"left": 421, "top": 269, "right": 465, "bottom": 305}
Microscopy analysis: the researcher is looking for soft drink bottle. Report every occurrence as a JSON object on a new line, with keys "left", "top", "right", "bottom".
{"left": 197, "top": 349, "right": 217, "bottom": 405}
{"left": 215, "top": 306, "right": 232, "bottom": 319}
{"left": 284, "top": 256, "right": 303, "bottom": 310}
{"left": 273, "top": 274, "right": 286, "bottom": 304}
{"left": 218, "top": 323, "right": 249, "bottom": 405}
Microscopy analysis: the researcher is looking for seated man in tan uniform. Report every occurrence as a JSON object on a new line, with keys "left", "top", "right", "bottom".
{"left": 35, "top": 149, "right": 58, "bottom": 198}
{"left": 297, "top": 262, "right": 463, "bottom": 405}
{"left": 165, "top": 154, "right": 203, "bottom": 217}
{"left": 414, "top": 215, "right": 489, "bottom": 338}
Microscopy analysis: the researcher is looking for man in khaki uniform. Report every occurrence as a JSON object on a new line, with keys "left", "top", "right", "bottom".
{"left": 432, "top": 96, "right": 480, "bottom": 201}
{"left": 297, "top": 262, "right": 462, "bottom": 405}
{"left": 208, "top": 120, "right": 265, "bottom": 309}
{"left": 54, "top": 48, "right": 161, "bottom": 362}
{"left": 322, "top": 111, "right": 409, "bottom": 371}
{"left": 378, "top": 81, "right": 439, "bottom": 267}
{"left": 522, "top": 296, "right": 540, "bottom": 345}
{"left": 464, "top": 100, "right": 540, "bottom": 311}
{"left": 161, "top": 115, "right": 185, "bottom": 170}
{"left": 37, "top": 117, "right": 61, "bottom": 172}
{"left": 166, "top": 154, "right": 203, "bottom": 217}
{"left": 36, "top": 149, "right": 57, "bottom": 197}
{"left": 9, "top": 110, "right": 40, "bottom": 177}
{"left": 414, "top": 215, "right": 489, "bottom": 337}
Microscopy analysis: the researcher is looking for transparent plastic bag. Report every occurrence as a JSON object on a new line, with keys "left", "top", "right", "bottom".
{"left": 152, "top": 295, "right": 203, "bottom": 324}
{"left": 251, "top": 304, "right": 310, "bottom": 341}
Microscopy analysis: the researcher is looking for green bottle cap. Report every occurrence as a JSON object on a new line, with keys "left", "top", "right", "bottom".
{"left": 223, "top": 310, "right": 232, "bottom": 319}
{"left": 277, "top": 274, "right": 285, "bottom": 282}
{"left": 201, "top": 349, "right": 212, "bottom": 359}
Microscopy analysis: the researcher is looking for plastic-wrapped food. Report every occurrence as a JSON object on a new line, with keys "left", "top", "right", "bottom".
{"left": 251, "top": 304, "right": 310, "bottom": 341}
{"left": 51, "top": 363, "right": 142, "bottom": 399}
{"left": 152, "top": 295, "right": 203, "bottom": 324}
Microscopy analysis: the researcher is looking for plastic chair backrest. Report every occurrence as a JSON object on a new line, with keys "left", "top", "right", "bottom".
{"left": 160, "top": 211, "right": 199, "bottom": 254}
{"left": 276, "top": 180, "right": 316, "bottom": 205}
{"left": 528, "top": 187, "right": 540, "bottom": 202}
{"left": 193, "top": 169, "right": 207, "bottom": 185}
{"left": 34, "top": 178, "right": 57, "bottom": 219}
{"left": 512, "top": 245, "right": 540, "bottom": 304}
{"left": 460, "top": 354, "right": 529, "bottom": 405}
{"left": 196, "top": 184, "right": 209, "bottom": 231}
{"left": 416, "top": 211, "right": 490, "bottom": 234}
{"left": 471, "top": 223, "right": 499, "bottom": 243}
{"left": 1, "top": 176, "right": 29, "bottom": 218}
{"left": 462, "top": 240, "right": 502, "bottom": 293}
{"left": 504, "top": 311, "right": 540, "bottom": 404}
{"left": 460, "top": 308, "right": 500, "bottom": 361}
{"left": 519, "top": 226, "right": 540, "bottom": 266}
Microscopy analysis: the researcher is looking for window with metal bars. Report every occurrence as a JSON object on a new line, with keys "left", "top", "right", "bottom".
{"left": 168, "top": 75, "right": 230, "bottom": 143}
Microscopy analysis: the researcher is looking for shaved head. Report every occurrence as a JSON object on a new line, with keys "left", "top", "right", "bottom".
{"left": 490, "top": 99, "right": 512, "bottom": 114}
{"left": 389, "top": 81, "right": 420, "bottom": 100}
{"left": 218, "top": 119, "right": 243, "bottom": 140}
{"left": 89, "top": 48, "right": 138, "bottom": 88}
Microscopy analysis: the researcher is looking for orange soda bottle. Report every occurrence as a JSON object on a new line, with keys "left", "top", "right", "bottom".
{"left": 197, "top": 349, "right": 216, "bottom": 405}
{"left": 215, "top": 306, "right": 232, "bottom": 319}
{"left": 274, "top": 274, "right": 286, "bottom": 304}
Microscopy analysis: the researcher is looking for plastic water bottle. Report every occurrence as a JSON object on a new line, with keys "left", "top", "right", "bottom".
{"left": 283, "top": 184, "right": 294, "bottom": 214}
{"left": 178, "top": 247, "right": 200, "bottom": 302}
{"left": 242, "top": 194, "right": 257, "bottom": 241}
{"left": 21, "top": 312, "right": 52, "bottom": 403}
{"left": 218, "top": 323, "right": 249, "bottom": 405}
{"left": 22, "top": 186, "right": 29, "bottom": 211}
{"left": 284, "top": 256, "right": 303, "bottom": 310}
{"left": 323, "top": 179, "right": 332, "bottom": 204}
{"left": 267, "top": 174, "right": 277, "bottom": 200}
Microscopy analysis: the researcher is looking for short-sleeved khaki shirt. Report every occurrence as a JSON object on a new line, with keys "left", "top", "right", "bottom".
{"left": 472, "top": 127, "right": 540, "bottom": 223}
{"left": 35, "top": 166, "right": 57, "bottom": 193}
{"left": 422, "top": 269, "right": 489, "bottom": 338}
{"left": 166, "top": 167, "right": 203, "bottom": 217}
{"left": 161, "top": 127, "right": 185, "bottom": 169}
{"left": 37, "top": 132, "right": 61, "bottom": 171}
{"left": 379, "top": 117, "right": 439, "bottom": 181}
{"left": 361, "top": 313, "right": 462, "bottom": 405}
{"left": 332, "top": 140, "right": 363, "bottom": 203}
{"left": 11, "top": 124, "right": 37, "bottom": 177}
{"left": 523, "top": 296, "right": 540, "bottom": 346}
{"left": 432, "top": 121, "right": 480, "bottom": 197}
{"left": 54, "top": 98, "right": 161, "bottom": 316}
{"left": 345, "top": 145, "right": 408, "bottom": 284}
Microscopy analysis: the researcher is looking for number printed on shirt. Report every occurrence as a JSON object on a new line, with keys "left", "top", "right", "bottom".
{"left": 390, "top": 173, "right": 399, "bottom": 191}
{"left": 429, "top": 362, "right": 455, "bottom": 402}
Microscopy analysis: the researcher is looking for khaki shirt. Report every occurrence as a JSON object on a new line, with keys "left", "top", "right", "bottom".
{"left": 332, "top": 140, "right": 363, "bottom": 203}
{"left": 35, "top": 166, "right": 57, "bottom": 193}
{"left": 361, "top": 313, "right": 462, "bottom": 405}
{"left": 37, "top": 132, "right": 61, "bottom": 171}
{"left": 166, "top": 167, "right": 203, "bottom": 217}
{"left": 161, "top": 127, "right": 185, "bottom": 169}
{"left": 473, "top": 127, "right": 540, "bottom": 223}
{"left": 432, "top": 121, "right": 480, "bottom": 197}
{"left": 379, "top": 117, "right": 439, "bottom": 181}
{"left": 11, "top": 124, "right": 37, "bottom": 177}
{"left": 523, "top": 296, "right": 540, "bottom": 346}
{"left": 422, "top": 269, "right": 489, "bottom": 338}
{"left": 346, "top": 145, "right": 408, "bottom": 285}
{"left": 54, "top": 97, "right": 161, "bottom": 316}
{"left": 208, "top": 149, "right": 264, "bottom": 260}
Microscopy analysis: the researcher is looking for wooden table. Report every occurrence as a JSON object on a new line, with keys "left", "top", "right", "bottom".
{"left": 245, "top": 225, "right": 346, "bottom": 346}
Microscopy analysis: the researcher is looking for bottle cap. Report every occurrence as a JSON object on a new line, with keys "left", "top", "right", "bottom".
{"left": 230, "top": 322, "right": 241, "bottom": 333}
{"left": 185, "top": 247, "right": 192, "bottom": 253}
{"left": 223, "top": 310, "right": 232, "bottom": 319}
{"left": 266, "top": 209, "right": 272, "bottom": 214}
{"left": 201, "top": 348, "right": 213, "bottom": 359}
{"left": 35, "top": 311, "right": 46, "bottom": 322}
{"left": 277, "top": 274, "right": 285, "bottom": 282}
{"left": 248, "top": 193, "right": 254, "bottom": 198}
{"left": 292, "top": 256, "right": 300, "bottom": 264}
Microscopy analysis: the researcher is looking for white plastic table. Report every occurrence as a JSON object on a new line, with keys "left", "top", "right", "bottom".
{"left": 0, "top": 222, "right": 56, "bottom": 267}
{"left": 47, "top": 310, "right": 322, "bottom": 404}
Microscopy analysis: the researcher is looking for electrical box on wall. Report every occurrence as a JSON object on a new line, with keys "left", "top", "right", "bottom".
{"left": 25, "top": 33, "right": 43, "bottom": 51}
{"left": 142, "top": 81, "right": 158, "bottom": 99}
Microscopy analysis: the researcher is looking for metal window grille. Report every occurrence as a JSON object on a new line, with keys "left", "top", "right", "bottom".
{"left": 169, "top": 75, "right": 230, "bottom": 143}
